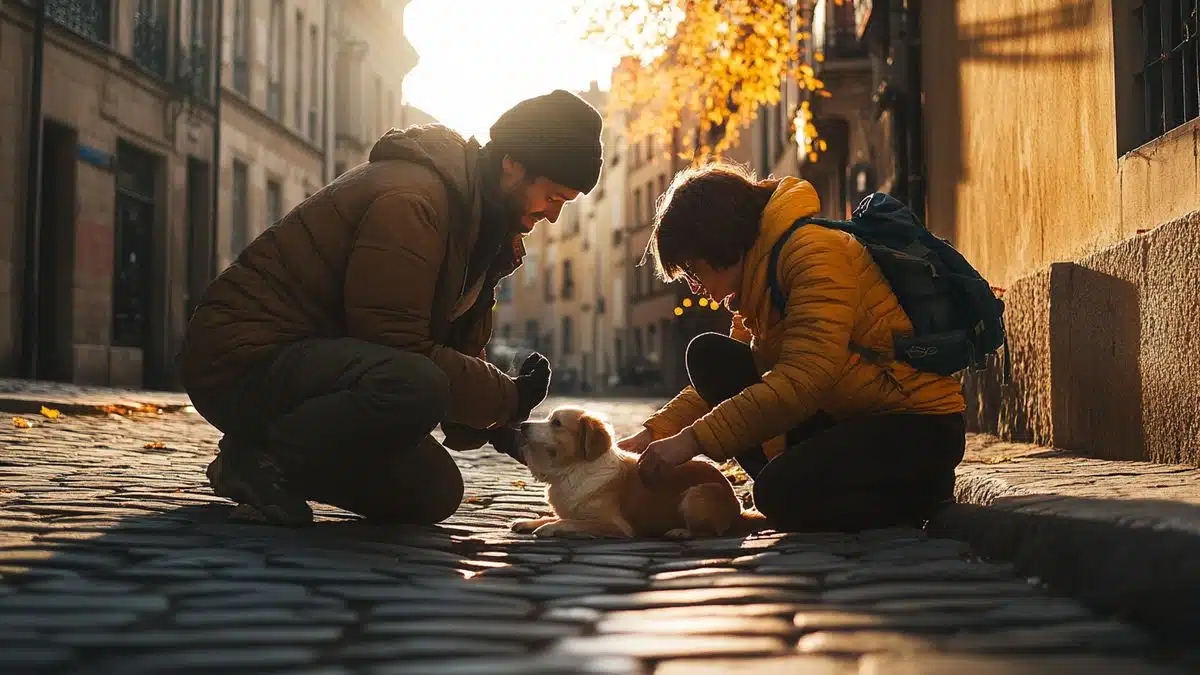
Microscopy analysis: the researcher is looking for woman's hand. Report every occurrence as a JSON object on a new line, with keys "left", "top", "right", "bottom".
{"left": 616, "top": 427, "right": 656, "bottom": 454}
{"left": 637, "top": 428, "right": 701, "bottom": 486}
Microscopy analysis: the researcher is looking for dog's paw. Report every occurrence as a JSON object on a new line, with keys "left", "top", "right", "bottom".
{"left": 663, "top": 528, "right": 694, "bottom": 540}
{"left": 532, "top": 521, "right": 596, "bottom": 539}
{"left": 511, "top": 519, "right": 548, "bottom": 534}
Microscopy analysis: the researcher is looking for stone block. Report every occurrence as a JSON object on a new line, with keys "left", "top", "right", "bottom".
{"left": 108, "top": 347, "right": 143, "bottom": 388}
{"left": 71, "top": 344, "right": 109, "bottom": 385}
{"left": 963, "top": 208, "right": 1200, "bottom": 465}
{"left": 960, "top": 267, "right": 1055, "bottom": 445}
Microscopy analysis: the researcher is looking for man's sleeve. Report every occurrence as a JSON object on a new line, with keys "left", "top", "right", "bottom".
{"left": 344, "top": 190, "right": 518, "bottom": 429}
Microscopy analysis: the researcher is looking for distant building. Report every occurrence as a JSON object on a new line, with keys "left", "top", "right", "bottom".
{"left": 3, "top": 0, "right": 423, "bottom": 388}
{"left": 1, "top": 0, "right": 221, "bottom": 387}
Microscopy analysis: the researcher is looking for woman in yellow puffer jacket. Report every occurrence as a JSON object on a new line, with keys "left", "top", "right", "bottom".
{"left": 625, "top": 161, "right": 968, "bottom": 532}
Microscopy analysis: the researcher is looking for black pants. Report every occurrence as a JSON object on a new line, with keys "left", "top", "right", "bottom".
{"left": 188, "top": 338, "right": 464, "bottom": 524}
{"left": 686, "top": 332, "right": 966, "bottom": 532}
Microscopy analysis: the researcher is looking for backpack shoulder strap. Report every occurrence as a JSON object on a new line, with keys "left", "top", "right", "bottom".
{"left": 768, "top": 217, "right": 852, "bottom": 317}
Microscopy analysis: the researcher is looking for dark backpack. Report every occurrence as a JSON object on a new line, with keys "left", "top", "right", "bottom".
{"left": 767, "top": 192, "right": 1009, "bottom": 381}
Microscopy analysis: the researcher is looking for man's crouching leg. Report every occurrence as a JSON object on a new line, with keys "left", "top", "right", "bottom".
{"left": 281, "top": 348, "right": 464, "bottom": 524}
{"left": 301, "top": 435, "right": 464, "bottom": 524}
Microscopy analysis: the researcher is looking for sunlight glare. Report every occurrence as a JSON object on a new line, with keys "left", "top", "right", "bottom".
{"left": 403, "top": 0, "right": 626, "bottom": 141}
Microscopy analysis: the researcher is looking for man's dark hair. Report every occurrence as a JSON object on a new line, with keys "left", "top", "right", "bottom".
{"left": 643, "top": 160, "right": 776, "bottom": 281}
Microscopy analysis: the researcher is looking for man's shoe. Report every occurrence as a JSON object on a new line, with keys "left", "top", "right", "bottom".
{"left": 207, "top": 441, "right": 313, "bottom": 527}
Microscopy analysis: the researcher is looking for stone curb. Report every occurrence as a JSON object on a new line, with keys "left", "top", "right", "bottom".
{"left": 931, "top": 436, "right": 1200, "bottom": 647}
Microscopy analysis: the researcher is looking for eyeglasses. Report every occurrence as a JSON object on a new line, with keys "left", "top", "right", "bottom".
{"left": 680, "top": 265, "right": 704, "bottom": 295}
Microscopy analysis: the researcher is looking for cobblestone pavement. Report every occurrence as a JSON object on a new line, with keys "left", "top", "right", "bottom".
{"left": 0, "top": 394, "right": 1190, "bottom": 675}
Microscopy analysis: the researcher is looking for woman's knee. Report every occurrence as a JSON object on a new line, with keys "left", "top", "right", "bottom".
{"left": 686, "top": 333, "right": 756, "bottom": 402}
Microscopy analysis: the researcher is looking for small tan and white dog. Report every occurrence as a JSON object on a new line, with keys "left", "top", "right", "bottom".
{"left": 511, "top": 406, "right": 765, "bottom": 539}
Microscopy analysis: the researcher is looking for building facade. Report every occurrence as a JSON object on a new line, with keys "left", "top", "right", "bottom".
{"left": 3, "top": 0, "right": 424, "bottom": 389}
{"left": 330, "top": 0, "right": 418, "bottom": 176}
{"left": 915, "top": 0, "right": 1200, "bottom": 466}
{"left": 216, "top": 0, "right": 329, "bottom": 274}
{"left": 2, "top": 0, "right": 221, "bottom": 388}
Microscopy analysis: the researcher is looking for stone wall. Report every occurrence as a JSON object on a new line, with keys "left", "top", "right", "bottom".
{"left": 964, "top": 211, "right": 1200, "bottom": 466}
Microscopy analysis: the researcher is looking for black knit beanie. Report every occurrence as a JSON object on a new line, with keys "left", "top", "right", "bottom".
{"left": 489, "top": 90, "right": 604, "bottom": 193}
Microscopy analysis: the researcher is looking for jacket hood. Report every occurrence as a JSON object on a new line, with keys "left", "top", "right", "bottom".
{"left": 369, "top": 124, "right": 479, "bottom": 207}
{"left": 737, "top": 177, "right": 822, "bottom": 329}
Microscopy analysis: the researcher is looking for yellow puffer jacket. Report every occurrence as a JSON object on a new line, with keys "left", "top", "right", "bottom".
{"left": 645, "top": 177, "right": 965, "bottom": 462}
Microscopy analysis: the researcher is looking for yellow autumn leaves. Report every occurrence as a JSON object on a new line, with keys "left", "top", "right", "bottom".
{"left": 576, "top": 0, "right": 830, "bottom": 161}
{"left": 11, "top": 406, "right": 61, "bottom": 428}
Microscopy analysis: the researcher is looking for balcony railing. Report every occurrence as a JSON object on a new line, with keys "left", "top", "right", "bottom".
{"left": 44, "top": 0, "right": 111, "bottom": 44}
{"left": 133, "top": 9, "right": 168, "bottom": 77}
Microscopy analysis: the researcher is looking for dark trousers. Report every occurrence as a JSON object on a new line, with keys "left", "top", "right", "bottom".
{"left": 188, "top": 338, "right": 463, "bottom": 524}
{"left": 686, "top": 332, "right": 966, "bottom": 532}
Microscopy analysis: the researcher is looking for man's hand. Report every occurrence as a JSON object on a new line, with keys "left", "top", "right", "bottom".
{"left": 487, "top": 426, "right": 524, "bottom": 464}
{"left": 511, "top": 352, "right": 551, "bottom": 424}
{"left": 637, "top": 428, "right": 701, "bottom": 486}
{"left": 617, "top": 427, "right": 655, "bottom": 455}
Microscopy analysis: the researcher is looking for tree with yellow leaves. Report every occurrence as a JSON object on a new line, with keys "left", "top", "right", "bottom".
{"left": 576, "top": 0, "right": 832, "bottom": 161}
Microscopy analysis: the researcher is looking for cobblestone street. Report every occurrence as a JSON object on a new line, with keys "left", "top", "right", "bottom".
{"left": 0, "top": 394, "right": 1189, "bottom": 674}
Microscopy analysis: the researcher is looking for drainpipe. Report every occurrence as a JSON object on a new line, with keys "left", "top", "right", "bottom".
{"left": 322, "top": 1, "right": 334, "bottom": 182}
{"left": 905, "top": 0, "right": 926, "bottom": 219}
{"left": 209, "top": 0, "right": 223, "bottom": 278}
{"left": 19, "top": 0, "right": 47, "bottom": 378}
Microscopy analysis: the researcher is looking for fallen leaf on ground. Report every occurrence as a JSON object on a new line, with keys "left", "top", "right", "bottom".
{"left": 39, "top": 406, "right": 61, "bottom": 420}
{"left": 511, "top": 480, "right": 527, "bottom": 489}
{"left": 464, "top": 496, "right": 484, "bottom": 504}
{"left": 143, "top": 441, "right": 168, "bottom": 450}
{"left": 97, "top": 404, "right": 127, "bottom": 416}
{"left": 11, "top": 417, "right": 34, "bottom": 429}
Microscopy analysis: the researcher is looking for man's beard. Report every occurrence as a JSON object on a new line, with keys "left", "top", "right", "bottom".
{"left": 499, "top": 182, "right": 531, "bottom": 234}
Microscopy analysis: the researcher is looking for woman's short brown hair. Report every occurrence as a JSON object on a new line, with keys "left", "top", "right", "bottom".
{"left": 643, "top": 160, "right": 776, "bottom": 282}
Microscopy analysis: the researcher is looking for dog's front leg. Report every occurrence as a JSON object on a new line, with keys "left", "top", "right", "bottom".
{"left": 511, "top": 516, "right": 560, "bottom": 534}
{"left": 533, "top": 518, "right": 632, "bottom": 539}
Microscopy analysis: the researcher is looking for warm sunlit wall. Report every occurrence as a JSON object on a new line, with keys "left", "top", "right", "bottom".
{"left": 923, "top": 0, "right": 1198, "bottom": 289}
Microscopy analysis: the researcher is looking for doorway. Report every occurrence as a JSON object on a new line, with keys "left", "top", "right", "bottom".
{"left": 112, "top": 141, "right": 161, "bottom": 384}
{"left": 34, "top": 120, "right": 78, "bottom": 381}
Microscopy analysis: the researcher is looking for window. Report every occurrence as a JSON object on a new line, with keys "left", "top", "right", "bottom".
{"left": 267, "top": 0, "right": 283, "bottom": 120}
{"left": 561, "top": 317, "right": 574, "bottom": 355}
{"left": 523, "top": 250, "right": 538, "bottom": 286}
{"left": 658, "top": 173, "right": 667, "bottom": 200}
{"left": 632, "top": 263, "right": 643, "bottom": 297}
{"left": 334, "top": 161, "right": 346, "bottom": 177}
{"left": 501, "top": 324, "right": 513, "bottom": 341}
{"left": 232, "top": 0, "right": 250, "bottom": 96}
{"left": 561, "top": 259, "right": 575, "bottom": 299}
{"left": 189, "top": 0, "right": 214, "bottom": 99}
{"left": 633, "top": 327, "right": 644, "bottom": 357}
{"left": 309, "top": 25, "right": 320, "bottom": 140}
{"left": 266, "top": 179, "right": 282, "bottom": 228}
{"left": 1130, "top": 0, "right": 1200, "bottom": 148}
{"left": 525, "top": 320, "right": 539, "bottom": 348}
{"left": 544, "top": 268, "right": 555, "bottom": 302}
{"left": 231, "top": 160, "right": 249, "bottom": 256}
{"left": 647, "top": 323, "right": 658, "bottom": 358}
{"left": 133, "top": 0, "right": 167, "bottom": 77}
{"left": 646, "top": 135, "right": 654, "bottom": 161}
{"left": 44, "top": 0, "right": 112, "bottom": 44}
{"left": 632, "top": 187, "right": 642, "bottom": 225}
{"left": 294, "top": 12, "right": 304, "bottom": 130}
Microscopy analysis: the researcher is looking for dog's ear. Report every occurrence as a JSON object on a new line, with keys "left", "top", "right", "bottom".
{"left": 578, "top": 414, "right": 613, "bottom": 461}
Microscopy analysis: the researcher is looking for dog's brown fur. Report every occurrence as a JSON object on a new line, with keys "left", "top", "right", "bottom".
{"left": 511, "top": 407, "right": 767, "bottom": 539}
